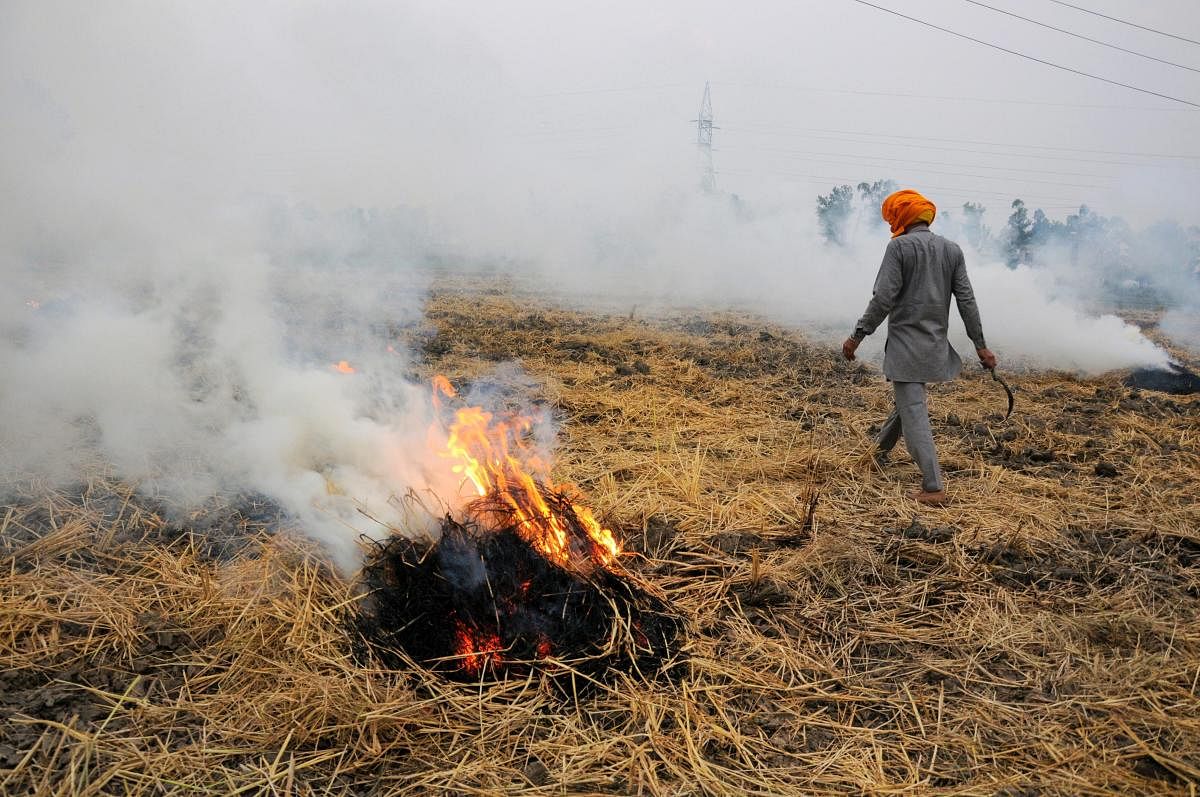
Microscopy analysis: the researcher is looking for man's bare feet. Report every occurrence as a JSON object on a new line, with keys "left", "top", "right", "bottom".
{"left": 908, "top": 489, "right": 948, "bottom": 506}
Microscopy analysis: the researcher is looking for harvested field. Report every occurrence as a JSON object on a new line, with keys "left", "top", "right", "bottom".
{"left": 3, "top": 285, "right": 1199, "bottom": 795}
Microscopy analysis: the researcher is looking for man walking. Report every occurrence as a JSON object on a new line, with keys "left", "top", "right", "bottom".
{"left": 842, "top": 189, "right": 997, "bottom": 506}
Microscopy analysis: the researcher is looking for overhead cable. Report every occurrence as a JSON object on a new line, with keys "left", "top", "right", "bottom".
{"left": 961, "top": 0, "right": 1200, "bottom": 73}
{"left": 719, "top": 126, "right": 1193, "bottom": 169}
{"left": 1044, "top": 0, "right": 1200, "bottom": 47}
{"left": 720, "top": 123, "right": 1200, "bottom": 161}
{"left": 712, "top": 79, "right": 1197, "bottom": 111}
{"left": 724, "top": 150, "right": 1110, "bottom": 188}
{"left": 524, "top": 83, "right": 690, "bottom": 98}
{"left": 845, "top": 0, "right": 1200, "bottom": 108}
{"left": 739, "top": 144, "right": 1117, "bottom": 181}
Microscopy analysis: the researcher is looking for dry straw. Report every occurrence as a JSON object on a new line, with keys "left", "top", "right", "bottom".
{"left": 2, "top": 284, "right": 1197, "bottom": 794}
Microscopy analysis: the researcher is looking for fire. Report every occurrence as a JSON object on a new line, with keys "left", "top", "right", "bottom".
{"left": 430, "top": 376, "right": 620, "bottom": 570}
{"left": 454, "top": 620, "right": 504, "bottom": 676}
{"left": 453, "top": 619, "right": 555, "bottom": 675}
{"left": 357, "top": 384, "right": 683, "bottom": 682}
{"left": 332, "top": 360, "right": 356, "bottom": 374}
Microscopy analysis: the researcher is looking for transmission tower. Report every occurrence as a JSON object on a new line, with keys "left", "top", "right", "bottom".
{"left": 692, "top": 81, "right": 717, "bottom": 192}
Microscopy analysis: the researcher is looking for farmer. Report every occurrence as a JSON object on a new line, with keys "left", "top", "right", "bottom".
{"left": 842, "top": 189, "right": 997, "bottom": 506}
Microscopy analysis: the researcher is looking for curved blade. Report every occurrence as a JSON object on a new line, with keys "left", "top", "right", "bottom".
{"left": 989, "top": 367, "right": 1014, "bottom": 420}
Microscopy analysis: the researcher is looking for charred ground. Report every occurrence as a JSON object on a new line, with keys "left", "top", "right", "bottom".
{"left": 2, "top": 285, "right": 1198, "bottom": 794}
{"left": 353, "top": 505, "right": 683, "bottom": 688}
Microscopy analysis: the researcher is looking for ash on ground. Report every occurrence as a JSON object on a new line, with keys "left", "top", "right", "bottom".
{"left": 1124, "top": 362, "right": 1200, "bottom": 395}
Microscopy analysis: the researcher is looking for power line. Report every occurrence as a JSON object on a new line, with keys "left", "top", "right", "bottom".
{"left": 714, "top": 79, "right": 1197, "bottom": 111}
{"left": 719, "top": 126, "right": 1192, "bottom": 169}
{"left": 518, "top": 125, "right": 641, "bottom": 137}
{"left": 523, "top": 83, "right": 690, "bottom": 98}
{"left": 961, "top": 0, "right": 1200, "bottom": 73}
{"left": 1044, "top": 0, "right": 1200, "bottom": 47}
{"left": 515, "top": 118, "right": 1200, "bottom": 166}
{"left": 524, "top": 77, "right": 1199, "bottom": 112}
{"left": 844, "top": 0, "right": 1200, "bottom": 108}
{"left": 740, "top": 144, "right": 1116, "bottom": 181}
{"left": 511, "top": 120, "right": 1200, "bottom": 176}
{"left": 720, "top": 123, "right": 1200, "bottom": 161}
{"left": 725, "top": 148, "right": 1111, "bottom": 188}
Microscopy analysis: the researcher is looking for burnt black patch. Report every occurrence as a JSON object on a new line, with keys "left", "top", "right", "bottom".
{"left": 352, "top": 498, "right": 682, "bottom": 691}
{"left": 1124, "top": 363, "right": 1200, "bottom": 395}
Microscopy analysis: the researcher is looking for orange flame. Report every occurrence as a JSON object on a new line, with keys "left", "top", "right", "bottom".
{"left": 431, "top": 376, "right": 620, "bottom": 570}
{"left": 332, "top": 360, "right": 356, "bottom": 374}
{"left": 454, "top": 620, "right": 503, "bottom": 675}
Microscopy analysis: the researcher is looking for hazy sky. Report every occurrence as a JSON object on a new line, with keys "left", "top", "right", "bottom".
{"left": 4, "top": 0, "right": 1198, "bottom": 233}
{"left": 459, "top": 0, "right": 1200, "bottom": 225}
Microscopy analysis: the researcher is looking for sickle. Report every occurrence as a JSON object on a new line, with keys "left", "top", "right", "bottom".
{"left": 989, "top": 367, "right": 1014, "bottom": 420}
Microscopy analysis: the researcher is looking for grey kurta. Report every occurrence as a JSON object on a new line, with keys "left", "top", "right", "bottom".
{"left": 852, "top": 224, "right": 986, "bottom": 383}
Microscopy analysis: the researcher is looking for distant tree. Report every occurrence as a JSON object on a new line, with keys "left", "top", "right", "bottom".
{"left": 1029, "top": 208, "right": 1065, "bottom": 254}
{"left": 934, "top": 198, "right": 1199, "bottom": 309}
{"left": 1004, "top": 199, "right": 1033, "bottom": 267}
{"left": 961, "top": 202, "right": 991, "bottom": 252}
{"left": 816, "top": 184, "right": 855, "bottom": 245}
{"left": 1064, "top": 205, "right": 1118, "bottom": 262}
{"left": 856, "top": 179, "right": 898, "bottom": 230}
{"left": 1060, "top": 205, "right": 1137, "bottom": 296}
{"left": 1064, "top": 204, "right": 1101, "bottom": 258}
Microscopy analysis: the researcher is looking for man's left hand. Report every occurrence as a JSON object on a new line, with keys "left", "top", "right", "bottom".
{"left": 842, "top": 337, "right": 859, "bottom": 361}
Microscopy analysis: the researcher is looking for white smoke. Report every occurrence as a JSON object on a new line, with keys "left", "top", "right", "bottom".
{"left": 959, "top": 262, "right": 1170, "bottom": 371}
{"left": 0, "top": 3, "right": 508, "bottom": 566}
{"left": 0, "top": 205, "right": 459, "bottom": 570}
{"left": 2, "top": 1, "right": 1190, "bottom": 568}
{"left": 509, "top": 189, "right": 1174, "bottom": 373}
{"left": 1160, "top": 308, "right": 1200, "bottom": 356}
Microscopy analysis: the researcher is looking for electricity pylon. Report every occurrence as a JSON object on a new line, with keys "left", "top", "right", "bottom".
{"left": 692, "top": 82, "right": 717, "bottom": 192}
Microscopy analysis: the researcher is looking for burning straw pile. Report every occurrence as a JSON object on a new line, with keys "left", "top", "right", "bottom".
{"left": 353, "top": 377, "right": 681, "bottom": 685}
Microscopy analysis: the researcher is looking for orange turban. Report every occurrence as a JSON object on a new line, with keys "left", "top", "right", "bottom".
{"left": 881, "top": 189, "right": 936, "bottom": 238}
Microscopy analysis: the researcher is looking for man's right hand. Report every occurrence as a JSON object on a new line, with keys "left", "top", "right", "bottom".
{"left": 842, "top": 337, "right": 860, "bottom": 361}
{"left": 977, "top": 347, "right": 997, "bottom": 369}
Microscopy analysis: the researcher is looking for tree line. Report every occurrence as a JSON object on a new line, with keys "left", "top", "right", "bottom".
{"left": 816, "top": 181, "right": 1200, "bottom": 307}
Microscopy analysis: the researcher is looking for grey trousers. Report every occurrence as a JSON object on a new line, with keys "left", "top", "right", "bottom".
{"left": 877, "top": 381, "right": 944, "bottom": 493}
